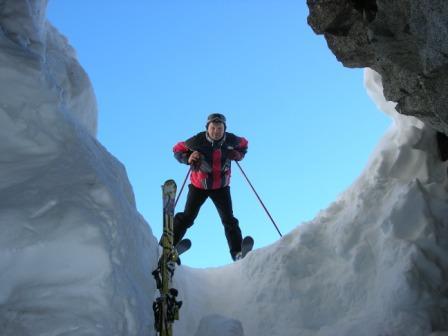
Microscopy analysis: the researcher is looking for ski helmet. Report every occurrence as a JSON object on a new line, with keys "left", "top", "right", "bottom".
{"left": 206, "top": 113, "right": 227, "bottom": 129}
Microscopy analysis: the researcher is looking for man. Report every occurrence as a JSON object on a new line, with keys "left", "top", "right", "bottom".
{"left": 173, "top": 113, "right": 248, "bottom": 261}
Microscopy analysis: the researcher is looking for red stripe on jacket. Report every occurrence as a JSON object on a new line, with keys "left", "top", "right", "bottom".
{"left": 212, "top": 149, "right": 222, "bottom": 189}
{"left": 173, "top": 141, "right": 188, "bottom": 152}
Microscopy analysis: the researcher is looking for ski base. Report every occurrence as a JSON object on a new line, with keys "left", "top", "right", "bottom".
{"left": 242, "top": 235, "right": 254, "bottom": 258}
{"left": 176, "top": 238, "right": 191, "bottom": 256}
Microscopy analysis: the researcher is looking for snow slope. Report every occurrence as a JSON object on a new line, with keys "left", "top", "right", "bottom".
{"left": 1, "top": 1, "right": 448, "bottom": 336}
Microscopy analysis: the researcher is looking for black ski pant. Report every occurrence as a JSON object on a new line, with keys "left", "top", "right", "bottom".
{"left": 173, "top": 184, "right": 242, "bottom": 260}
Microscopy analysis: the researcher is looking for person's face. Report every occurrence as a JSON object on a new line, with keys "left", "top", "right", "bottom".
{"left": 207, "top": 122, "right": 225, "bottom": 140}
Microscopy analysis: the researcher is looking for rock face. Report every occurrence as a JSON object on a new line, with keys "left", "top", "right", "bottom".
{"left": 307, "top": 0, "right": 448, "bottom": 136}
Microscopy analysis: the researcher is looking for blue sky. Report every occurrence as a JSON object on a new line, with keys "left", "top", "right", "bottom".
{"left": 47, "top": 1, "right": 390, "bottom": 267}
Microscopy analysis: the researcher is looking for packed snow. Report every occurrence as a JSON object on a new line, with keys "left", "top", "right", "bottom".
{"left": 1, "top": 1, "right": 448, "bottom": 336}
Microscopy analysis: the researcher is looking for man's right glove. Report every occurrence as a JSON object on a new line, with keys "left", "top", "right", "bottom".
{"left": 188, "top": 151, "right": 202, "bottom": 169}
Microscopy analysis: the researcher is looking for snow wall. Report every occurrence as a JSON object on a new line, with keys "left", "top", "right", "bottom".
{"left": 0, "top": 1, "right": 158, "bottom": 335}
{"left": 1, "top": 1, "right": 447, "bottom": 336}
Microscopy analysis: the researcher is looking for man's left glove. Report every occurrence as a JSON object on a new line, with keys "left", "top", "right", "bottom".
{"left": 227, "top": 150, "right": 243, "bottom": 161}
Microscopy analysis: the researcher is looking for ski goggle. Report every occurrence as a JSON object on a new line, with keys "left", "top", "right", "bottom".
{"left": 207, "top": 113, "right": 226, "bottom": 125}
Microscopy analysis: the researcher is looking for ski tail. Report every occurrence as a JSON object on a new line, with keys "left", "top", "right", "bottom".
{"left": 241, "top": 236, "right": 254, "bottom": 258}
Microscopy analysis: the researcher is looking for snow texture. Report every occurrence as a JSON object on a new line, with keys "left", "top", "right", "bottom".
{"left": 1, "top": 1, "right": 448, "bottom": 336}
{"left": 194, "top": 314, "right": 244, "bottom": 336}
{"left": 0, "top": 1, "right": 157, "bottom": 335}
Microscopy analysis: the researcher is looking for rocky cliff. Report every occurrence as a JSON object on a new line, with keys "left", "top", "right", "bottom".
{"left": 307, "top": 0, "right": 448, "bottom": 144}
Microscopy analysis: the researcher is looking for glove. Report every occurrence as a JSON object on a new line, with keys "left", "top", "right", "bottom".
{"left": 188, "top": 151, "right": 202, "bottom": 169}
{"left": 227, "top": 150, "right": 242, "bottom": 161}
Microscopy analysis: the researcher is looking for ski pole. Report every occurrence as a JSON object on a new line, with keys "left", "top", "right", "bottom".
{"left": 174, "top": 167, "right": 191, "bottom": 208}
{"left": 235, "top": 161, "right": 283, "bottom": 237}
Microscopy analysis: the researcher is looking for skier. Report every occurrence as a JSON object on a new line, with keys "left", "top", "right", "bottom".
{"left": 173, "top": 113, "right": 248, "bottom": 261}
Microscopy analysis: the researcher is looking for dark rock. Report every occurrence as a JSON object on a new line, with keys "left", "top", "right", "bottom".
{"left": 307, "top": 0, "right": 448, "bottom": 135}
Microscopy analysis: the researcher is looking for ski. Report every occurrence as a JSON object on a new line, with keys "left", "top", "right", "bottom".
{"left": 176, "top": 238, "right": 191, "bottom": 256}
{"left": 241, "top": 235, "right": 254, "bottom": 259}
{"left": 170, "top": 238, "right": 192, "bottom": 266}
{"left": 153, "top": 179, "right": 182, "bottom": 336}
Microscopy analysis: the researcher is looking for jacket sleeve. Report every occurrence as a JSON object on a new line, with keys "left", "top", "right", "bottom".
{"left": 173, "top": 141, "right": 191, "bottom": 164}
{"left": 234, "top": 136, "right": 248, "bottom": 160}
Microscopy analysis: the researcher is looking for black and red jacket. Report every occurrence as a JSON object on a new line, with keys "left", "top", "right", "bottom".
{"left": 173, "top": 132, "right": 248, "bottom": 190}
